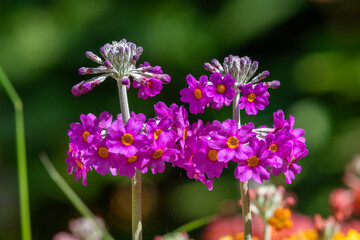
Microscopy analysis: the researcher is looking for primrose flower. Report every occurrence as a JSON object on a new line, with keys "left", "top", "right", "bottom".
{"left": 68, "top": 113, "right": 102, "bottom": 150}
{"left": 73, "top": 39, "right": 170, "bottom": 97}
{"left": 107, "top": 116, "right": 148, "bottom": 157}
{"left": 208, "top": 120, "right": 256, "bottom": 163}
{"left": 180, "top": 74, "right": 209, "bottom": 114}
{"left": 205, "top": 72, "right": 236, "bottom": 109}
{"left": 238, "top": 83, "right": 269, "bottom": 115}
{"left": 118, "top": 152, "right": 149, "bottom": 178}
{"left": 192, "top": 141, "right": 229, "bottom": 179}
{"left": 145, "top": 117, "right": 176, "bottom": 141}
{"left": 282, "top": 140, "right": 308, "bottom": 184}
{"left": 65, "top": 143, "right": 91, "bottom": 186}
{"left": 144, "top": 133, "right": 179, "bottom": 174}
{"left": 82, "top": 136, "right": 118, "bottom": 176}
{"left": 233, "top": 138, "right": 275, "bottom": 184}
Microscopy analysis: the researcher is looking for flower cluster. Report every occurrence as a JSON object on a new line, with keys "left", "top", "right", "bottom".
{"left": 180, "top": 55, "right": 280, "bottom": 115}
{"left": 72, "top": 39, "right": 170, "bottom": 99}
{"left": 66, "top": 104, "right": 307, "bottom": 188}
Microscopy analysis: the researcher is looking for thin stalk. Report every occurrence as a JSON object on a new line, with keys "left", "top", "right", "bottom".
{"left": 263, "top": 223, "right": 271, "bottom": 240}
{"left": 233, "top": 91, "right": 252, "bottom": 240}
{"left": 39, "top": 153, "right": 114, "bottom": 240}
{"left": 116, "top": 79, "right": 142, "bottom": 240}
{"left": 0, "top": 66, "right": 32, "bottom": 240}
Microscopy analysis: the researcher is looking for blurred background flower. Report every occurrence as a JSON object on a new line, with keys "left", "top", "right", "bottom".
{"left": 0, "top": 0, "right": 359, "bottom": 239}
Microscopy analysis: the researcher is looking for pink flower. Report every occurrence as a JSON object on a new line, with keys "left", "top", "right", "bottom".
{"left": 180, "top": 74, "right": 209, "bottom": 114}
{"left": 205, "top": 73, "right": 235, "bottom": 109}
{"left": 208, "top": 120, "right": 256, "bottom": 163}
{"left": 65, "top": 143, "right": 92, "bottom": 186}
{"left": 238, "top": 83, "right": 269, "bottom": 115}
{"left": 107, "top": 117, "right": 148, "bottom": 157}
{"left": 233, "top": 138, "right": 276, "bottom": 184}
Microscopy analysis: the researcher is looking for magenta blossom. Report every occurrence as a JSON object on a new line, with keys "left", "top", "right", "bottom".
{"left": 146, "top": 117, "right": 176, "bottom": 141}
{"left": 83, "top": 136, "right": 118, "bottom": 176}
{"left": 265, "top": 131, "right": 292, "bottom": 168}
{"left": 205, "top": 72, "right": 236, "bottom": 109}
{"left": 133, "top": 77, "right": 163, "bottom": 99}
{"left": 180, "top": 74, "right": 209, "bottom": 114}
{"left": 273, "top": 110, "right": 305, "bottom": 143}
{"left": 118, "top": 152, "right": 149, "bottom": 178}
{"left": 282, "top": 140, "right": 308, "bottom": 184}
{"left": 233, "top": 138, "right": 276, "bottom": 184}
{"left": 107, "top": 117, "right": 148, "bottom": 157}
{"left": 208, "top": 120, "right": 256, "bottom": 163}
{"left": 144, "top": 133, "right": 179, "bottom": 174}
{"left": 238, "top": 83, "right": 269, "bottom": 115}
{"left": 154, "top": 102, "right": 180, "bottom": 121}
{"left": 68, "top": 113, "right": 102, "bottom": 150}
{"left": 192, "top": 141, "right": 228, "bottom": 179}
{"left": 65, "top": 143, "right": 92, "bottom": 186}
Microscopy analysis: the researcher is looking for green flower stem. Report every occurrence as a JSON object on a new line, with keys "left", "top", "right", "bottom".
{"left": 40, "top": 153, "right": 114, "bottom": 240}
{"left": 0, "top": 66, "right": 32, "bottom": 240}
{"left": 174, "top": 215, "right": 213, "bottom": 233}
{"left": 233, "top": 91, "right": 252, "bottom": 240}
{"left": 116, "top": 79, "right": 142, "bottom": 240}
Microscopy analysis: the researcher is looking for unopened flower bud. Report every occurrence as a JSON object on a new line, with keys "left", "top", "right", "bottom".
{"left": 265, "top": 80, "right": 280, "bottom": 89}
{"left": 160, "top": 74, "right": 171, "bottom": 84}
{"left": 122, "top": 78, "right": 130, "bottom": 86}
{"left": 204, "top": 62, "right": 216, "bottom": 73}
{"left": 85, "top": 51, "right": 103, "bottom": 64}
{"left": 136, "top": 46, "right": 143, "bottom": 55}
{"left": 251, "top": 70, "right": 270, "bottom": 84}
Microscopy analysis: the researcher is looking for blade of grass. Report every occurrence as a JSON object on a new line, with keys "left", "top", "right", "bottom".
{"left": 39, "top": 153, "right": 115, "bottom": 240}
{"left": 173, "top": 215, "right": 213, "bottom": 233}
{"left": 0, "top": 66, "right": 32, "bottom": 240}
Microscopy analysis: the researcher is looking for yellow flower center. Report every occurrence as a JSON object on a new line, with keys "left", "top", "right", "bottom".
{"left": 289, "top": 156, "right": 296, "bottom": 166}
{"left": 269, "top": 144, "right": 278, "bottom": 152}
{"left": 127, "top": 155, "right": 138, "bottom": 163}
{"left": 216, "top": 84, "right": 226, "bottom": 94}
{"left": 153, "top": 149, "right": 163, "bottom": 159}
{"left": 190, "top": 154, "right": 194, "bottom": 164}
{"left": 208, "top": 149, "right": 218, "bottom": 162}
{"left": 69, "top": 145, "right": 72, "bottom": 153}
{"left": 247, "top": 93, "right": 256, "bottom": 102}
{"left": 227, "top": 136, "right": 239, "bottom": 149}
{"left": 194, "top": 88, "right": 202, "bottom": 99}
{"left": 147, "top": 80, "right": 152, "bottom": 87}
{"left": 98, "top": 147, "right": 109, "bottom": 158}
{"left": 268, "top": 208, "right": 293, "bottom": 231}
{"left": 154, "top": 129, "right": 162, "bottom": 139}
{"left": 183, "top": 127, "right": 188, "bottom": 140}
{"left": 121, "top": 133, "right": 134, "bottom": 145}
{"left": 82, "top": 130, "right": 90, "bottom": 142}
{"left": 77, "top": 160, "right": 83, "bottom": 169}
{"left": 247, "top": 156, "right": 259, "bottom": 167}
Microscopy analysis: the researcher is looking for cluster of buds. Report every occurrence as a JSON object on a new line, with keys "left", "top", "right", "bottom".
{"left": 72, "top": 39, "right": 170, "bottom": 99}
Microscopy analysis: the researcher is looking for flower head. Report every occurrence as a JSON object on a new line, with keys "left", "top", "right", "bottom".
{"left": 238, "top": 83, "right": 270, "bottom": 115}
{"left": 107, "top": 116, "right": 148, "bottom": 157}
{"left": 74, "top": 39, "right": 170, "bottom": 97}
{"left": 208, "top": 120, "right": 256, "bottom": 163}
{"left": 205, "top": 72, "right": 236, "bottom": 110}
{"left": 233, "top": 138, "right": 276, "bottom": 183}
{"left": 180, "top": 74, "right": 209, "bottom": 114}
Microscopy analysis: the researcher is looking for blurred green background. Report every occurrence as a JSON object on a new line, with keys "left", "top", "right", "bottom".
{"left": 0, "top": 0, "right": 359, "bottom": 239}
